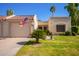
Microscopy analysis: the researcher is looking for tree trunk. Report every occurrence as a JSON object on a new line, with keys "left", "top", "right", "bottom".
{"left": 36, "top": 38, "right": 39, "bottom": 43}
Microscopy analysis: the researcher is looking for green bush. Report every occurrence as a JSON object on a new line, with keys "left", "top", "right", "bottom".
{"left": 31, "top": 29, "right": 46, "bottom": 43}
{"left": 44, "top": 30, "right": 50, "bottom": 35}
{"left": 77, "top": 27, "right": 79, "bottom": 35}
{"left": 65, "top": 31, "right": 71, "bottom": 36}
{"left": 71, "top": 26, "right": 78, "bottom": 33}
{"left": 72, "top": 32, "right": 77, "bottom": 36}
{"left": 44, "top": 30, "right": 53, "bottom": 39}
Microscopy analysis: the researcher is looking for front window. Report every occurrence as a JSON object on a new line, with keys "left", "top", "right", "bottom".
{"left": 56, "top": 25, "right": 65, "bottom": 32}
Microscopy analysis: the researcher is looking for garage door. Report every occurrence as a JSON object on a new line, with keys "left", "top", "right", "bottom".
{"left": 0, "top": 22, "right": 2, "bottom": 36}
{"left": 11, "top": 23, "right": 30, "bottom": 37}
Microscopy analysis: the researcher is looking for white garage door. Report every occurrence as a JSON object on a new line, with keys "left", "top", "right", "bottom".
{"left": 11, "top": 23, "right": 30, "bottom": 37}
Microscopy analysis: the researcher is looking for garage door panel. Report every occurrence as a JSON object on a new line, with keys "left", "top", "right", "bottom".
{"left": 0, "top": 23, "right": 2, "bottom": 36}
{"left": 11, "top": 23, "right": 29, "bottom": 37}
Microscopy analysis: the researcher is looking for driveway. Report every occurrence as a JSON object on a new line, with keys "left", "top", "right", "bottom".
{"left": 0, "top": 38, "right": 30, "bottom": 56}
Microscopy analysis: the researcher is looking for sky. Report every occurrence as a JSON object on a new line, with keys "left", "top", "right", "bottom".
{"left": 0, "top": 3, "right": 69, "bottom": 21}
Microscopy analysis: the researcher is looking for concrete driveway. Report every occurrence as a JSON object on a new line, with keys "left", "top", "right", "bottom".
{"left": 0, "top": 38, "right": 30, "bottom": 56}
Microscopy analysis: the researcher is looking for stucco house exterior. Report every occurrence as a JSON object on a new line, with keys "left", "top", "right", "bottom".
{"left": 0, "top": 15, "right": 38, "bottom": 37}
{"left": 0, "top": 15, "right": 71, "bottom": 38}
{"left": 48, "top": 17, "right": 71, "bottom": 35}
{"left": 38, "top": 17, "right": 71, "bottom": 35}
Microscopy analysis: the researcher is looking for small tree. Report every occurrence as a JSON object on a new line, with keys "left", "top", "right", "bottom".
{"left": 31, "top": 29, "right": 46, "bottom": 43}
{"left": 44, "top": 30, "right": 50, "bottom": 35}
{"left": 7, "top": 9, "right": 14, "bottom": 16}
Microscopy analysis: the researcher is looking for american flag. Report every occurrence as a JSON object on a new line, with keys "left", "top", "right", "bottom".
{"left": 19, "top": 17, "right": 28, "bottom": 27}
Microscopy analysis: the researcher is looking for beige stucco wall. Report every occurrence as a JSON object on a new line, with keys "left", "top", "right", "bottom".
{"left": 0, "top": 22, "right": 2, "bottom": 36}
{"left": 0, "top": 16, "right": 71, "bottom": 37}
{"left": 0, "top": 19, "right": 32, "bottom": 37}
{"left": 34, "top": 15, "right": 38, "bottom": 30}
{"left": 30, "top": 15, "right": 38, "bottom": 34}
{"left": 2, "top": 21, "right": 10, "bottom": 37}
{"left": 0, "top": 15, "right": 37, "bottom": 37}
{"left": 48, "top": 17, "right": 71, "bottom": 34}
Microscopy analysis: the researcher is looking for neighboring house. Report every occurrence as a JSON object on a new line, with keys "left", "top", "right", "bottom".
{"left": 38, "top": 20, "right": 48, "bottom": 30}
{"left": 0, "top": 15, "right": 71, "bottom": 38}
{"left": 38, "top": 17, "right": 71, "bottom": 35}
{"left": 48, "top": 17, "right": 71, "bottom": 35}
{"left": 0, "top": 15, "right": 38, "bottom": 37}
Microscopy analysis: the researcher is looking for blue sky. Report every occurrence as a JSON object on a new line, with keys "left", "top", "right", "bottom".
{"left": 0, "top": 3, "right": 69, "bottom": 21}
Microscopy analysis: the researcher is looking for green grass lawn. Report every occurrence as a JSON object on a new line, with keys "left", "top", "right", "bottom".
{"left": 16, "top": 36, "right": 79, "bottom": 56}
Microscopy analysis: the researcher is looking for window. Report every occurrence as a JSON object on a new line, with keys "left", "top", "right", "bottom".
{"left": 44, "top": 26, "right": 48, "bottom": 30}
{"left": 38, "top": 27, "right": 42, "bottom": 30}
{"left": 56, "top": 25, "right": 65, "bottom": 32}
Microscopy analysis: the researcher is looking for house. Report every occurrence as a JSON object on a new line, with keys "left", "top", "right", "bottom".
{"left": 38, "top": 20, "right": 48, "bottom": 30}
{"left": 48, "top": 17, "right": 71, "bottom": 35}
{"left": 0, "top": 15, "right": 38, "bottom": 37}
{"left": 38, "top": 17, "right": 71, "bottom": 35}
{"left": 0, "top": 15, "right": 71, "bottom": 38}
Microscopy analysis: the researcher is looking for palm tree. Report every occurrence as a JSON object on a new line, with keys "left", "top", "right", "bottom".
{"left": 7, "top": 9, "right": 14, "bottom": 16}
{"left": 50, "top": 5, "right": 56, "bottom": 16}
{"left": 50, "top": 5, "right": 56, "bottom": 39}
{"left": 64, "top": 3, "right": 79, "bottom": 26}
{"left": 64, "top": 3, "right": 79, "bottom": 35}
{"left": 77, "top": 10, "right": 79, "bottom": 26}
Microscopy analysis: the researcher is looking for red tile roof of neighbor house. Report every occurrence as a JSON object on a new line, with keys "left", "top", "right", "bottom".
{"left": 7, "top": 15, "right": 34, "bottom": 20}
{"left": 49, "top": 16, "right": 70, "bottom": 20}
{"left": 0, "top": 16, "right": 6, "bottom": 20}
{"left": 0, "top": 15, "right": 34, "bottom": 21}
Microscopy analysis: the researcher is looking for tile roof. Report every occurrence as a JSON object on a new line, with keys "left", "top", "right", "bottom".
{"left": 0, "top": 16, "right": 6, "bottom": 20}
{"left": 7, "top": 15, "right": 34, "bottom": 20}
{"left": 0, "top": 15, "right": 34, "bottom": 21}
{"left": 49, "top": 16, "right": 70, "bottom": 20}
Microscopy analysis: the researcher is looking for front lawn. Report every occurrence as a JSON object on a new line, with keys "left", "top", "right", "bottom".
{"left": 16, "top": 36, "right": 79, "bottom": 56}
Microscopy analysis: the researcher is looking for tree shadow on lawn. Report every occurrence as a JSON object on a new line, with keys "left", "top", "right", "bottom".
{"left": 17, "top": 40, "right": 41, "bottom": 45}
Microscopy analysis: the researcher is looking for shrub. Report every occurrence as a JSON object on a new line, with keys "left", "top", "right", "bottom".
{"left": 72, "top": 32, "right": 77, "bottom": 36}
{"left": 77, "top": 27, "right": 79, "bottom": 35}
{"left": 49, "top": 32, "right": 53, "bottom": 39}
{"left": 71, "top": 26, "right": 78, "bottom": 33}
{"left": 44, "top": 30, "right": 53, "bottom": 39}
{"left": 65, "top": 31, "right": 71, "bottom": 36}
{"left": 31, "top": 29, "right": 46, "bottom": 43}
{"left": 44, "top": 30, "right": 50, "bottom": 35}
